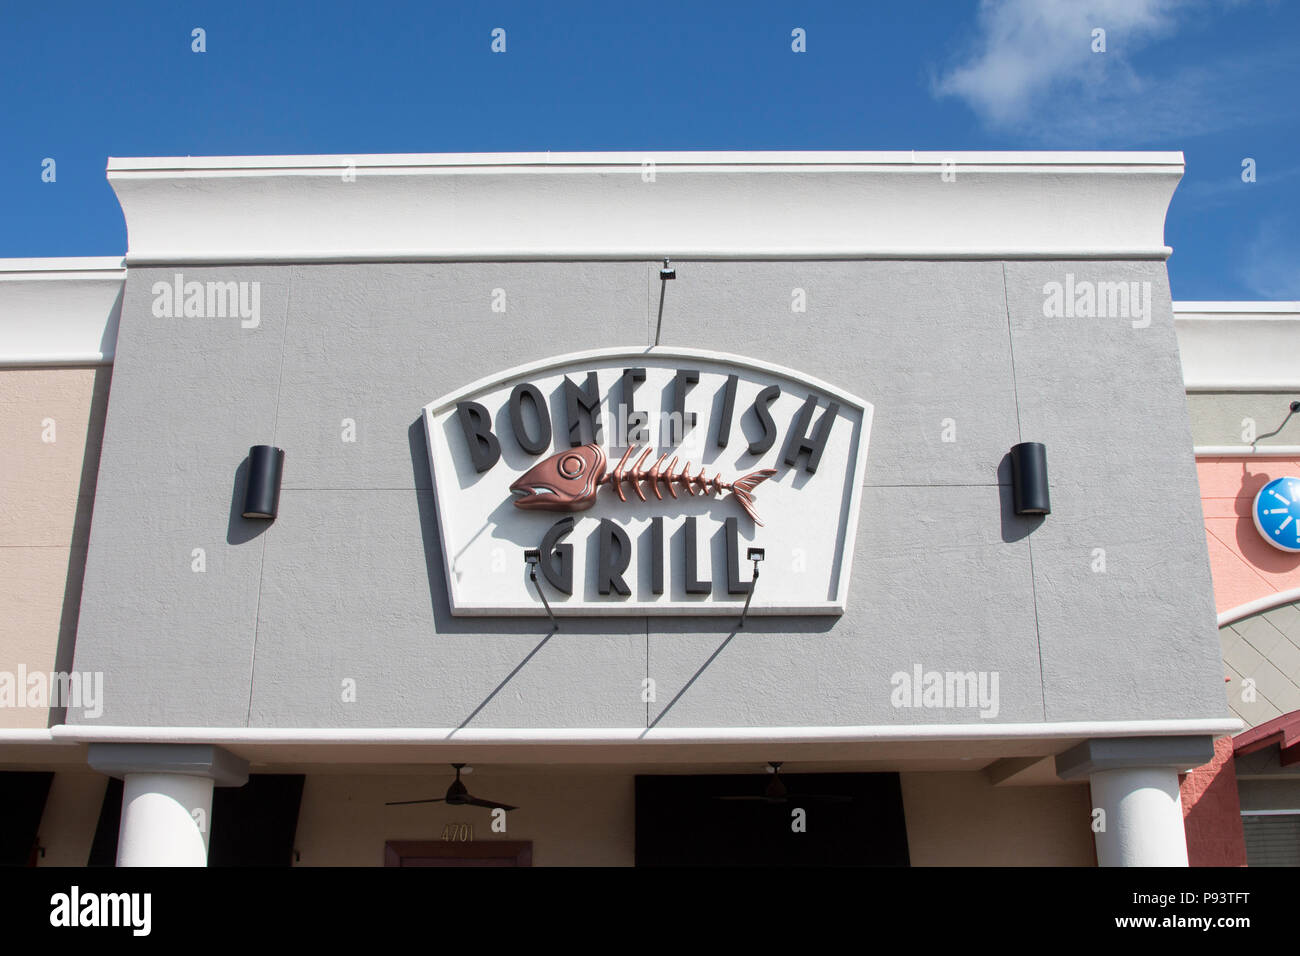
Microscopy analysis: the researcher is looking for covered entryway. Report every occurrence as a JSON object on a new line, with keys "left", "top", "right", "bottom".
{"left": 634, "top": 771, "right": 910, "bottom": 866}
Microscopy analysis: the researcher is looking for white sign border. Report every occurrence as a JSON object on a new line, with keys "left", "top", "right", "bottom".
{"left": 422, "top": 346, "right": 874, "bottom": 616}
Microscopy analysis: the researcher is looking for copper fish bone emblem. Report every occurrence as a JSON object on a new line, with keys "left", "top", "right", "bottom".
{"left": 509, "top": 443, "right": 778, "bottom": 525}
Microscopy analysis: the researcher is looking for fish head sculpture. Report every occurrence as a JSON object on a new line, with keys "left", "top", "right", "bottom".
{"left": 509, "top": 444, "right": 606, "bottom": 512}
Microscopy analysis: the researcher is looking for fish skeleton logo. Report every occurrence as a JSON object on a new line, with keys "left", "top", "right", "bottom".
{"left": 422, "top": 348, "right": 873, "bottom": 616}
{"left": 510, "top": 443, "right": 777, "bottom": 525}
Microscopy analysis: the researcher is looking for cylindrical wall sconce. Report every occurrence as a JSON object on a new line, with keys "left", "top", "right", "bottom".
{"left": 1010, "top": 442, "right": 1051, "bottom": 515}
{"left": 242, "top": 445, "right": 284, "bottom": 519}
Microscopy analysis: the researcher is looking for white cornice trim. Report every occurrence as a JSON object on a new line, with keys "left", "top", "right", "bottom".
{"left": 105, "top": 150, "right": 1184, "bottom": 264}
{"left": 1175, "top": 301, "right": 1300, "bottom": 314}
{"left": 0, "top": 257, "right": 126, "bottom": 275}
{"left": 1185, "top": 385, "right": 1300, "bottom": 393}
{"left": 1218, "top": 587, "right": 1300, "bottom": 628}
{"left": 1195, "top": 446, "right": 1300, "bottom": 457}
{"left": 1175, "top": 301, "right": 1300, "bottom": 391}
{"left": 112, "top": 249, "right": 1180, "bottom": 265}
{"left": 47, "top": 718, "right": 1242, "bottom": 748}
{"left": 0, "top": 258, "right": 124, "bottom": 366}
{"left": 0, "top": 355, "right": 116, "bottom": 368}
{"left": 107, "top": 150, "right": 1189, "bottom": 171}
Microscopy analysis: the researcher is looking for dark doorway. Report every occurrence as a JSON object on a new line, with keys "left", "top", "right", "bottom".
{"left": 0, "top": 771, "right": 53, "bottom": 867}
{"left": 209, "top": 774, "right": 305, "bottom": 867}
{"left": 87, "top": 777, "right": 123, "bottom": 866}
{"left": 635, "top": 771, "right": 909, "bottom": 866}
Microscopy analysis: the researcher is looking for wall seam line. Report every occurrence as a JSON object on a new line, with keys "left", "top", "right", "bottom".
{"left": 1002, "top": 262, "right": 1048, "bottom": 722}
{"left": 244, "top": 267, "right": 296, "bottom": 728}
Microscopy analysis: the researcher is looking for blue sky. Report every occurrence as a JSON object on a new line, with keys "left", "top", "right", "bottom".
{"left": 2, "top": 0, "right": 1296, "bottom": 299}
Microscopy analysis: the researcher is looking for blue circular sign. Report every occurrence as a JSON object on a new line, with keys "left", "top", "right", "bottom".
{"left": 1253, "top": 476, "right": 1300, "bottom": 553}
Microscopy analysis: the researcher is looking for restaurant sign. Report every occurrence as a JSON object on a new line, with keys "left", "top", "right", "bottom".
{"left": 422, "top": 348, "right": 872, "bottom": 616}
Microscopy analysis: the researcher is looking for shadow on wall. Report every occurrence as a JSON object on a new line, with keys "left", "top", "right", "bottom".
{"left": 1234, "top": 463, "right": 1300, "bottom": 573}
{"left": 99, "top": 284, "right": 122, "bottom": 363}
{"left": 400, "top": 415, "right": 839, "bottom": 730}
{"left": 406, "top": 417, "right": 572, "bottom": 637}
{"left": 226, "top": 455, "right": 274, "bottom": 546}
{"left": 997, "top": 452, "right": 1043, "bottom": 544}
{"left": 644, "top": 629, "right": 738, "bottom": 733}
{"left": 50, "top": 366, "right": 113, "bottom": 728}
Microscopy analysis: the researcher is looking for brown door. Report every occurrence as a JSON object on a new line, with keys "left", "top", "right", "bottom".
{"left": 384, "top": 841, "right": 533, "bottom": 866}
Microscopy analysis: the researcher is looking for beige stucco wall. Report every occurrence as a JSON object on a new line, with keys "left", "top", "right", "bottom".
{"left": 291, "top": 768, "right": 1096, "bottom": 866}
{"left": 901, "top": 772, "right": 1096, "bottom": 865}
{"left": 0, "top": 366, "right": 109, "bottom": 728}
{"left": 24, "top": 767, "right": 1099, "bottom": 866}
{"left": 294, "top": 770, "right": 637, "bottom": 866}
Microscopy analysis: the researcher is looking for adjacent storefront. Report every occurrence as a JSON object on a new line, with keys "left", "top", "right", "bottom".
{"left": 1, "top": 152, "right": 1262, "bottom": 866}
{"left": 1175, "top": 301, "right": 1300, "bottom": 867}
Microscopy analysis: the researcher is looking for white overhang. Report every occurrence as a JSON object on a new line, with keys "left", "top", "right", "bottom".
{"left": 1174, "top": 301, "right": 1300, "bottom": 392}
{"left": 0, "top": 718, "right": 1239, "bottom": 772}
{"left": 105, "top": 150, "right": 1185, "bottom": 264}
{"left": 0, "top": 258, "right": 125, "bottom": 366}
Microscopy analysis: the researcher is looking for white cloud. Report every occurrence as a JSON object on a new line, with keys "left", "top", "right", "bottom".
{"left": 1239, "top": 217, "right": 1300, "bottom": 298}
{"left": 933, "top": 0, "right": 1191, "bottom": 128}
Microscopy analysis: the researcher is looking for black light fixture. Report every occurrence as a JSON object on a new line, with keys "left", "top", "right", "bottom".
{"left": 737, "top": 546, "right": 765, "bottom": 629}
{"left": 524, "top": 548, "right": 559, "bottom": 631}
{"left": 1010, "top": 442, "right": 1050, "bottom": 516}
{"left": 653, "top": 259, "right": 676, "bottom": 346}
{"left": 242, "top": 445, "right": 284, "bottom": 519}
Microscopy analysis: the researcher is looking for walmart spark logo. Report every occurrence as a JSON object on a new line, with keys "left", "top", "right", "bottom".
{"left": 1253, "top": 477, "right": 1300, "bottom": 553}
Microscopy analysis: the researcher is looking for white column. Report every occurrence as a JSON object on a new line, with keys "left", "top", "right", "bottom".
{"left": 1089, "top": 767, "right": 1189, "bottom": 867}
{"left": 116, "top": 772, "right": 215, "bottom": 867}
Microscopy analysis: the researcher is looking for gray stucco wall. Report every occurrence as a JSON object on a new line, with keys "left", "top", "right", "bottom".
{"left": 69, "top": 258, "right": 1227, "bottom": 728}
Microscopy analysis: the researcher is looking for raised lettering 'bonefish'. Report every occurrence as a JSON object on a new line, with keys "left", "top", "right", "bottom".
{"left": 509, "top": 443, "right": 778, "bottom": 525}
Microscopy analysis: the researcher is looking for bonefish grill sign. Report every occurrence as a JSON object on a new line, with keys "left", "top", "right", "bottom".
{"left": 422, "top": 348, "right": 873, "bottom": 616}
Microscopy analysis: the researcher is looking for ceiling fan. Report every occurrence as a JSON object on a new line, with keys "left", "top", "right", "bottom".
{"left": 386, "top": 764, "right": 518, "bottom": 811}
{"left": 716, "top": 762, "right": 853, "bottom": 804}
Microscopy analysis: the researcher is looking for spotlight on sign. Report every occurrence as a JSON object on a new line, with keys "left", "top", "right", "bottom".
{"left": 659, "top": 258, "right": 676, "bottom": 280}
{"left": 524, "top": 548, "right": 559, "bottom": 631}
{"left": 737, "top": 546, "right": 765, "bottom": 629}
{"left": 242, "top": 445, "right": 285, "bottom": 519}
{"left": 1010, "top": 442, "right": 1051, "bottom": 516}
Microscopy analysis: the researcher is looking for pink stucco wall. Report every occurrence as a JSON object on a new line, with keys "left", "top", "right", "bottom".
{"left": 1185, "top": 456, "right": 1300, "bottom": 866}
{"left": 1197, "top": 456, "right": 1300, "bottom": 614}
{"left": 1181, "top": 735, "right": 1248, "bottom": 867}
